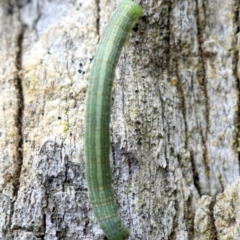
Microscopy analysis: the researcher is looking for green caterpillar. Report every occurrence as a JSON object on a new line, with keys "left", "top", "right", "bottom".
{"left": 84, "top": 0, "right": 142, "bottom": 239}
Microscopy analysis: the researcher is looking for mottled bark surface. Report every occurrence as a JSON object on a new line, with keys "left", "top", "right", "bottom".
{"left": 0, "top": 0, "right": 239, "bottom": 239}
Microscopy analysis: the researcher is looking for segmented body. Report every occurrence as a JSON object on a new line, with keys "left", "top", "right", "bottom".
{"left": 84, "top": 1, "right": 142, "bottom": 239}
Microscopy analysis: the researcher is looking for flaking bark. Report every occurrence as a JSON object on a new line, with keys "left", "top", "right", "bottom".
{"left": 0, "top": 0, "right": 239, "bottom": 239}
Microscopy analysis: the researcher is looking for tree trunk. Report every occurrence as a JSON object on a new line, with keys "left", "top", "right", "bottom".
{"left": 0, "top": 0, "right": 239, "bottom": 239}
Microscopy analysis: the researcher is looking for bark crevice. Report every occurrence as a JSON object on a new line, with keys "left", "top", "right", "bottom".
{"left": 195, "top": 0, "right": 210, "bottom": 194}
{"left": 13, "top": 10, "right": 24, "bottom": 200}
{"left": 95, "top": 0, "right": 100, "bottom": 36}
{"left": 233, "top": 0, "right": 240, "bottom": 171}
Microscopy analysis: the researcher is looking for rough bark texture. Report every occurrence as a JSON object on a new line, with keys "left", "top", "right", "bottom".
{"left": 0, "top": 0, "right": 239, "bottom": 239}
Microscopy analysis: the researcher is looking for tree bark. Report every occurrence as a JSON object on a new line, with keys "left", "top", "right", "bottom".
{"left": 0, "top": 0, "right": 239, "bottom": 239}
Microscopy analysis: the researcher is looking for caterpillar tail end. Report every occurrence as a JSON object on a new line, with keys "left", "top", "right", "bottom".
{"left": 106, "top": 226, "right": 130, "bottom": 240}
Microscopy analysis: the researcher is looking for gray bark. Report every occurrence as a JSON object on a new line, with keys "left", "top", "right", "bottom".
{"left": 0, "top": 0, "right": 239, "bottom": 239}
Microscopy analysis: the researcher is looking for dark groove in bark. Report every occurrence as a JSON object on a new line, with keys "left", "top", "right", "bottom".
{"left": 2, "top": 1, "right": 25, "bottom": 237}
{"left": 175, "top": 66, "right": 188, "bottom": 150}
{"left": 190, "top": 150, "right": 201, "bottom": 195}
{"left": 96, "top": 0, "right": 100, "bottom": 37}
{"left": 209, "top": 197, "right": 218, "bottom": 240}
{"left": 195, "top": 0, "right": 210, "bottom": 195}
{"left": 232, "top": 0, "right": 240, "bottom": 172}
{"left": 195, "top": 0, "right": 218, "bottom": 238}
{"left": 165, "top": 0, "right": 172, "bottom": 157}
{"left": 14, "top": 8, "right": 24, "bottom": 201}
